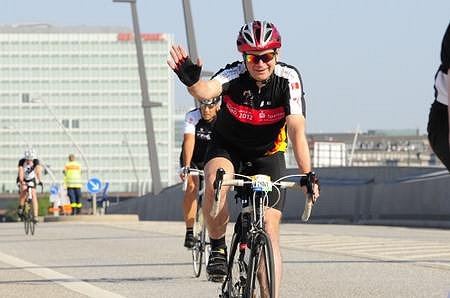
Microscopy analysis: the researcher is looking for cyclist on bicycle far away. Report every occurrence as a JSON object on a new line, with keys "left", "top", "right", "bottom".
{"left": 168, "top": 20, "right": 320, "bottom": 295}
{"left": 17, "top": 147, "right": 42, "bottom": 223}
{"left": 180, "top": 96, "right": 220, "bottom": 248}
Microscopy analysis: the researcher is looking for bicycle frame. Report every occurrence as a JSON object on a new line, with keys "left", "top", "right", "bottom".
{"left": 23, "top": 180, "right": 37, "bottom": 235}
{"left": 214, "top": 169, "right": 316, "bottom": 298}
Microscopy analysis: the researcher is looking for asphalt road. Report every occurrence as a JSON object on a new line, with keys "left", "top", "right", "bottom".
{"left": 0, "top": 220, "right": 449, "bottom": 297}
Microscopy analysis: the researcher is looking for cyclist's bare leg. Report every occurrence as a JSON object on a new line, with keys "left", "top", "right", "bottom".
{"left": 183, "top": 175, "right": 199, "bottom": 228}
{"left": 31, "top": 188, "right": 39, "bottom": 218}
{"left": 263, "top": 208, "right": 282, "bottom": 298}
{"left": 18, "top": 189, "right": 26, "bottom": 207}
{"left": 256, "top": 255, "right": 270, "bottom": 297}
{"left": 203, "top": 157, "right": 233, "bottom": 239}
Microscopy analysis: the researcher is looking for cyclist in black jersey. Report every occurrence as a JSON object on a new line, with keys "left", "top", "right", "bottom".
{"left": 168, "top": 20, "right": 320, "bottom": 295}
{"left": 428, "top": 22, "right": 450, "bottom": 171}
{"left": 180, "top": 97, "right": 220, "bottom": 248}
{"left": 16, "top": 148, "right": 42, "bottom": 223}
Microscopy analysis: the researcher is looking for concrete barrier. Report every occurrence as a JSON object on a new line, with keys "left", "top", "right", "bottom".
{"left": 107, "top": 167, "right": 450, "bottom": 228}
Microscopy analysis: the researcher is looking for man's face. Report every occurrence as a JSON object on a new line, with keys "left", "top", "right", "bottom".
{"left": 244, "top": 49, "right": 278, "bottom": 82}
{"left": 200, "top": 103, "right": 218, "bottom": 122}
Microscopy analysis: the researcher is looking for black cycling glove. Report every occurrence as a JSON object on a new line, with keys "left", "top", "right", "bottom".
{"left": 174, "top": 56, "right": 202, "bottom": 87}
{"left": 300, "top": 172, "right": 320, "bottom": 193}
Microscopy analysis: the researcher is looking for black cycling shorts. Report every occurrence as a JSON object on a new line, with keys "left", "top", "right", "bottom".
{"left": 427, "top": 100, "right": 450, "bottom": 171}
{"left": 205, "top": 140, "right": 287, "bottom": 211}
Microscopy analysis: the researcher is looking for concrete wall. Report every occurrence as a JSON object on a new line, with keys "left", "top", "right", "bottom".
{"left": 108, "top": 167, "right": 450, "bottom": 227}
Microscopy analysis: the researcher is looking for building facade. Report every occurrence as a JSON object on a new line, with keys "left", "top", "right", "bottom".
{"left": 297, "top": 129, "right": 442, "bottom": 168}
{"left": 0, "top": 24, "right": 175, "bottom": 194}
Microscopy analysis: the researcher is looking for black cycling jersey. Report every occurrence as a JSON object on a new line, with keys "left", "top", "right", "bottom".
{"left": 428, "top": 22, "right": 450, "bottom": 171}
{"left": 180, "top": 108, "right": 215, "bottom": 167}
{"left": 212, "top": 61, "right": 306, "bottom": 158}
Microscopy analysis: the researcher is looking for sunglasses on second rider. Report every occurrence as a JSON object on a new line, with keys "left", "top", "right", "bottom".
{"left": 200, "top": 103, "right": 217, "bottom": 109}
{"left": 243, "top": 51, "right": 277, "bottom": 64}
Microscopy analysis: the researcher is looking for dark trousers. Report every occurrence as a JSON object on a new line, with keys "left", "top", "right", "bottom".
{"left": 67, "top": 187, "right": 82, "bottom": 214}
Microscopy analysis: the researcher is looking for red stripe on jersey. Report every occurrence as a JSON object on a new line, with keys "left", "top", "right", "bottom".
{"left": 224, "top": 96, "right": 285, "bottom": 125}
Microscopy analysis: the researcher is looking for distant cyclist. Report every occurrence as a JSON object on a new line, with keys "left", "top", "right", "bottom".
{"left": 17, "top": 148, "right": 42, "bottom": 223}
{"left": 169, "top": 20, "right": 320, "bottom": 295}
{"left": 180, "top": 97, "right": 220, "bottom": 248}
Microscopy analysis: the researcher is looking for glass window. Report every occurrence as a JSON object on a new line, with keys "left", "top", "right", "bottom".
{"left": 21, "top": 93, "right": 30, "bottom": 103}
{"left": 72, "top": 119, "right": 80, "bottom": 129}
{"left": 62, "top": 119, "right": 70, "bottom": 128}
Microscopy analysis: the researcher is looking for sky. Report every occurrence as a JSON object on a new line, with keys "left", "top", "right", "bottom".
{"left": 3, "top": 0, "right": 450, "bottom": 134}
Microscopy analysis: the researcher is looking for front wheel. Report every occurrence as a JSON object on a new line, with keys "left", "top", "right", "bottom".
{"left": 30, "top": 217, "right": 36, "bottom": 235}
{"left": 245, "top": 231, "right": 275, "bottom": 298}
{"left": 23, "top": 203, "right": 31, "bottom": 235}
{"left": 221, "top": 232, "right": 246, "bottom": 298}
{"left": 192, "top": 207, "right": 205, "bottom": 277}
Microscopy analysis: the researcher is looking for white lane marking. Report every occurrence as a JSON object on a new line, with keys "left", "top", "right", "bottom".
{"left": 0, "top": 251, "right": 125, "bottom": 298}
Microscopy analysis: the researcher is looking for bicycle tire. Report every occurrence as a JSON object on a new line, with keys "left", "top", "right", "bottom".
{"left": 221, "top": 232, "right": 246, "bottom": 298}
{"left": 24, "top": 203, "right": 31, "bottom": 235}
{"left": 30, "top": 217, "right": 36, "bottom": 235}
{"left": 192, "top": 207, "right": 204, "bottom": 277}
{"left": 245, "top": 231, "right": 275, "bottom": 298}
{"left": 24, "top": 217, "right": 30, "bottom": 235}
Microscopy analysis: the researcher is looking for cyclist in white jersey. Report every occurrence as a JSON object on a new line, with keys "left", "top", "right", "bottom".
{"left": 180, "top": 97, "right": 220, "bottom": 248}
{"left": 16, "top": 148, "right": 42, "bottom": 222}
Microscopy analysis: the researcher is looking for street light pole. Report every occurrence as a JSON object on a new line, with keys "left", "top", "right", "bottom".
{"left": 122, "top": 134, "right": 140, "bottom": 196}
{"left": 182, "top": 0, "right": 215, "bottom": 106}
{"left": 31, "top": 97, "right": 97, "bottom": 215}
{"left": 242, "top": 0, "right": 255, "bottom": 23}
{"left": 3, "top": 124, "right": 58, "bottom": 184}
{"left": 113, "top": 0, "right": 162, "bottom": 195}
{"left": 31, "top": 98, "right": 90, "bottom": 179}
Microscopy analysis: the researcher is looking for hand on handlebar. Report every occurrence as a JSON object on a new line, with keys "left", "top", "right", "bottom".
{"left": 300, "top": 172, "right": 320, "bottom": 203}
{"left": 179, "top": 166, "right": 189, "bottom": 181}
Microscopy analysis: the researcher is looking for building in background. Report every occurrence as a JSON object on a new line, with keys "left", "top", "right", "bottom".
{"left": 286, "top": 129, "right": 441, "bottom": 168}
{"left": 0, "top": 24, "right": 175, "bottom": 194}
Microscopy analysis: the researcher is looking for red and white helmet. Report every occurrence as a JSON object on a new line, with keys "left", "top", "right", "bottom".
{"left": 237, "top": 20, "right": 281, "bottom": 52}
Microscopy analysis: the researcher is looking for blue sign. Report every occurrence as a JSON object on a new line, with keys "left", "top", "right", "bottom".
{"left": 87, "top": 177, "right": 102, "bottom": 194}
{"left": 50, "top": 185, "right": 59, "bottom": 195}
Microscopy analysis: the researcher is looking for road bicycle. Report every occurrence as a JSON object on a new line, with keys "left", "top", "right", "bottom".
{"left": 22, "top": 180, "right": 42, "bottom": 236}
{"left": 211, "top": 168, "right": 317, "bottom": 298}
{"left": 182, "top": 167, "right": 211, "bottom": 278}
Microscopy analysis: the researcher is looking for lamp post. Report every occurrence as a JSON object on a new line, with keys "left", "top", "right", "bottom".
{"left": 113, "top": 0, "right": 162, "bottom": 195}
{"left": 122, "top": 134, "right": 140, "bottom": 196}
{"left": 30, "top": 97, "right": 97, "bottom": 215}
{"left": 182, "top": 0, "right": 215, "bottom": 108}
{"left": 242, "top": 0, "right": 255, "bottom": 23}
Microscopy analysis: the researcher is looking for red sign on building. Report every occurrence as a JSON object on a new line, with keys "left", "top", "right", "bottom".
{"left": 117, "top": 32, "right": 163, "bottom": 41}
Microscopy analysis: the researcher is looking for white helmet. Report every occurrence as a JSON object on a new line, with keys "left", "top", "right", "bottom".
{"left": 23, "top": 148, "right": 37, "bottom": 160}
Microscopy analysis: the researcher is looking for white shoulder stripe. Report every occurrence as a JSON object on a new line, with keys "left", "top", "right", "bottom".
{"left": 274, "top": 64, "right": 304, "bottom": 115}
{"left": 184, "top": 109, "right": 201, "bottom": 134}
{"left": 213, "top": 63, "right": 246, "bottom": 85}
